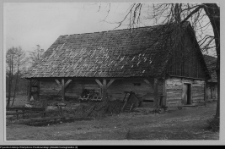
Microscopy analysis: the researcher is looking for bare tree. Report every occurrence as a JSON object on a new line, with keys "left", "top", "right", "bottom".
{"left": 6, "top": 47, "right": 26, "bottom": 107}
{"left": 101, "top": 3, "right": 219, "bottom": 118}
{"left": 29, "top": 45, "right": 45, "bottom": 66}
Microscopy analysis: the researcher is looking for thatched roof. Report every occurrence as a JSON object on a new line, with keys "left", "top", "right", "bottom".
{"left": 23, "top": 23, "right": 205, "bottom": 78}
{"left": 203, "top": 55, "right": 217, "bottom": 82}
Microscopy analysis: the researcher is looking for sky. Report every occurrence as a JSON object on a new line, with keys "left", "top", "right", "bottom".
{"left": 4, "top": 2, "right": 216, "bottom": 56}
{"left": 4, "top": 3, "right": 136, "bottom": 52}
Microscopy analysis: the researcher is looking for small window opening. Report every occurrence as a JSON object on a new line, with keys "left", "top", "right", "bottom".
{"left": 133, "top": 83, "right": 141, "bottom": 86}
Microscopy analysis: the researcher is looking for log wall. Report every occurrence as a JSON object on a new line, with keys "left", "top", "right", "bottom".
{"left": 165, "top": 77, "right": 205, "bottom": 107}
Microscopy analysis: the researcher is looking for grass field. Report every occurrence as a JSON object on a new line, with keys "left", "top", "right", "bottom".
{"left": 6, "top": 94, "right": 28, "bottom": 107}
{"left": 6, "top": 99, "right": 219, "bottom": 141}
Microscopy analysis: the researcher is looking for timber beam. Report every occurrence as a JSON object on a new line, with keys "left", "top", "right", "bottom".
{"left": 27, "top": 79, "right": 31, "bottom": 102}
{"left": 95, "top": 78, "right": 115, "bottom": 101}
{"left": 144, "top": 78, "right": 161, "bottom": 108}
{"left": 27, "top": 79, "right": 40, "bottom": 101}
{"left": 55, "top": 78, "right": 72, "bottom": 101}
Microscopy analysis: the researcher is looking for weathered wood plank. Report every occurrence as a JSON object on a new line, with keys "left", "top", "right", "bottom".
{"left": 95, "top": 79, "right": 103, "bottom": 87}
{"left": 107, "top": 79, "right": 115, "bottom": 88}
{"left": 166, "top": 98, "right": 182, "bottom": 101}
{"left": 192, "top": 99, "right": 205, "bottom": 103}
{"left": 162, "top": 79, "right": 167, "bottom": 106}
{"left": 102, "top": 79, "right": 107, "bottom": 101}
{"left": 55, "top": 79, "right": 61, "bottom": 86}
{"left": 61, "top": 79, "right": 65, "bottom": 101}
{"left": 37, "top": 79, "right": 40, "bottom": 100}
{"left": 65, "top": 79, "right": 72, "bottom": 88}
{"left": 27, "top": 79, "right": 31, "bottom": 102}
{"left": 167, "top": 101, "right": 181, "bottom": 105}
{"left": 143, "top": 79, "right": 150, "bottom": 84}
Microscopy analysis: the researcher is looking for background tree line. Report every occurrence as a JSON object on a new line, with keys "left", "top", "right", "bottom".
{"left": 6, "top": 45, "right": 45, "bottom": 107}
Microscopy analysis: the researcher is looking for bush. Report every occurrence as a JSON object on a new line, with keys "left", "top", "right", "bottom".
{"left": 207, "top": 117, "right": 220, "bottom": 132}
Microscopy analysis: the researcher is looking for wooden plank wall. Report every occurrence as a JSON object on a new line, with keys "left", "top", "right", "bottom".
{"left": 192, "top": 80, "right": 205, "bottom": 104}
{"left": 166, "top": 78, "right": 183, "bottom": 107}
{"left": 108, "top": 78, "right": 155, "bottom": 101}
{"left": 40, "top": 78, "right": 99, "bottom": 99}
{"left": 39, "top": 78, "right": 164, "bottom": 102}
{"left": 165, "top": 77, "right": 205, "bottom": 107}
{"left": 166, "top": 32, "right": 206, "bottom": 79}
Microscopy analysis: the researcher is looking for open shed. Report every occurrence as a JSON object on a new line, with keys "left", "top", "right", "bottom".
{"left": 23, "top": 22, "right": 210, "bottom": 108}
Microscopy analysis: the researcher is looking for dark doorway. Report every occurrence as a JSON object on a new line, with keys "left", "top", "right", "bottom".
{"left": 182, "top": 83, "right": 191, "bottom": 105}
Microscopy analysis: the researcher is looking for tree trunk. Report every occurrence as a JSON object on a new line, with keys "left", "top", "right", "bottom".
{"left": 203, "top": 4, "right": 220, "bottom": 118}
{"left": 7, "top": 55, "right": 13, "bottom": 108}
{"left": 11, "top": 71, "right": 19, "bottom": 107}
{"left": 7, "top": 68, "right": 11, "bottom": 108}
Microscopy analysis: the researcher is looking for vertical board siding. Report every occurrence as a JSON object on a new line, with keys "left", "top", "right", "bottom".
{"left": 166, "top": 32, "right": 206, "bottom": 79}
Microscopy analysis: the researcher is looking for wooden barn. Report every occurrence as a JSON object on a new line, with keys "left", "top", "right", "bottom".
{"left": 23, "top": 22, "right": 210, "bottom": 109}
{"left": 203, "top": 55, "right": 218, "bottom": 101}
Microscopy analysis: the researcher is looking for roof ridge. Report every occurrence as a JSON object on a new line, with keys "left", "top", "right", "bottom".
{"left": 60, "top": 25, "right": 160, "bottom": 37}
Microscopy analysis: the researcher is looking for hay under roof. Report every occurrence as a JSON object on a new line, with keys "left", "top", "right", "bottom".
{"left": 23, "top": 23, "right": 191, "bottom": 78}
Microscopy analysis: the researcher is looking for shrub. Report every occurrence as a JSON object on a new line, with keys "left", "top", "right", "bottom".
{"left": 207, "top": 117, "right": 220, "bottom": 132}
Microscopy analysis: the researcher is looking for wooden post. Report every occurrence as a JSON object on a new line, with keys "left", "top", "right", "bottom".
{"left": 55, "top": 78, "right": 72, "bottom": 102}
{"left": 204, "top": 80, "right": 207, "bottom": 104}
{"left": 162, "top": 79, "right": 167, "bottom": 106}
{"left": 102, "top": 79, "right": 107, "bottom": 101}
{"left": 61, "top": 78, "right": 65, "bottom": 102}
{"left": 107, "top": 79, "right": 115, "bottom": 88}
{"left": 27, "top": 79, "right": 31, "bottom": 102}
{"left": 65, "top": 79, "right": 72, "bottom": 88}
{"left": 37, "top": 79, "right": 40, "bottom": 100}
{"left": 95, "top": 79, "right": 103, "bottom": 88}
{"left": 55, "top": 79, "right": 61, "bottom": 86}
{"left": 153, "top": 78, "right": 159, "bottom": 109}
{"left": 95, "top": 78, "right": 115, "bottom": 101}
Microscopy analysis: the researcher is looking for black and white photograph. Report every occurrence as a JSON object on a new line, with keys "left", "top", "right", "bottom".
{"left": 3, "top": 1, "right": 221, "bottom": 144}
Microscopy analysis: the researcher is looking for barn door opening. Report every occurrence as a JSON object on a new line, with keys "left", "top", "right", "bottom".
{"left": 182, "top": 83, "right": 191, "bottom": 105}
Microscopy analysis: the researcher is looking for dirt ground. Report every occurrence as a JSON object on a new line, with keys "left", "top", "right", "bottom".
{"left": 6, "top": 97, "right": 219, "bottom": 140}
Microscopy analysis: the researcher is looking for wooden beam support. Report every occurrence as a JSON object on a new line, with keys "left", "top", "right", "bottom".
{"left": 95, "top": 78, "right": 114, "bottom": 101}
{"left": 55, "top": 79, "right": 72, "bottom": 101}
{"left": 61, "top": 78, "right": 65, "bottom": 102}
{"left": 153, "top": 78, "right": 159, "bottom": 109}
{"left": 102, "top": 79, "right": 107, "bottom": 101}
{"left": 64, "top": 79, "right": 72, "bottom": 88}
{"left": 143, "top": 79, "right": 150, "bottom": 84}
{"left": 95, "top": 79, "right": 103, "bottom": 88}
{"left": 55, "top": 79, "right": 61, "bottom": 86}
{"left": 107, "top": 79, "right": 115, "bottom": 88}
{"left": 144, "top": 78, "right": 154, "bottom": 89}
{"left": 162, "top": 79, "right": 167, "bottom": 106}
{"left": 154, "top": 78, "right": 158, "bottom": 89}
{"left": 27, "top": 79, "right": 31, "bottom": 102}
{"left": 37, "top": 79, "right": 40, "bottom": 100}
